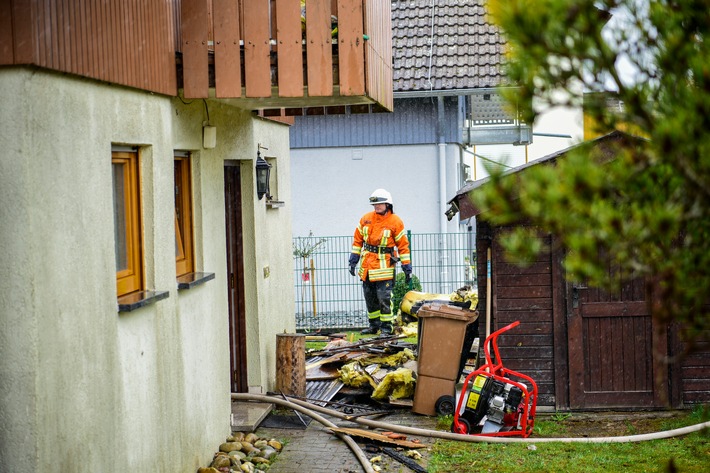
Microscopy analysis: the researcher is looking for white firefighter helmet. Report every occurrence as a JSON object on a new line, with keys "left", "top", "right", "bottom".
{"left": 369, "top": 188, "right": 393, "bottom": 205}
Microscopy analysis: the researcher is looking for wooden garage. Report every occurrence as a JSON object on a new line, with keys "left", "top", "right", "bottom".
{"left": 449, "top": 132, "right": 710, "bottom": 410}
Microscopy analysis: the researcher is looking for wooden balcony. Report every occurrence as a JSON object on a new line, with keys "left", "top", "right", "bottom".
{"left": 0, "top": 0, "right": 393, "bottom": 111}
{"left": 181, "top": 0, "right": 392, "bottom": 111}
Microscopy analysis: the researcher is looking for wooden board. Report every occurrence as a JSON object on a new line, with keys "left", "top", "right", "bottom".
{"left": 306, "top": 364, "right": 340, "bottom": 381}
{"left": 275, "top": 0, "right": 303, "bottom": 97}
{"left": 328, "top": 427, "right": 425, "bottom": 449}
{"left": 213, "top": 0, "right": 242, "bottom": 97}
{"left": 181, "top": 0, "right": 209, "bottom": 98}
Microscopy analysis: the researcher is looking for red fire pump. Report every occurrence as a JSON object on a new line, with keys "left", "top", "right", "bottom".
{"left": 450, "top": 321, "right": 538, "bottom": 437}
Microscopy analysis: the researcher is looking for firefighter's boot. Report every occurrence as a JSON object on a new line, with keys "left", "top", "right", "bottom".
{"left": 360, "top": 320, "right": 381, "bottom": 334}
{"left": 380, "top": 321, "right": 393, "bottom": 335}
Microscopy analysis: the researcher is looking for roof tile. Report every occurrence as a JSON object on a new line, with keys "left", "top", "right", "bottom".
{"left": 391, "top": 0, "right": 506, "bottom": 92}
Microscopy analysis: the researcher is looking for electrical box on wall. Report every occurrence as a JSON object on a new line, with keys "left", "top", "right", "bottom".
{"left": 203, "top": 126, "right": 217, "bottom": 149}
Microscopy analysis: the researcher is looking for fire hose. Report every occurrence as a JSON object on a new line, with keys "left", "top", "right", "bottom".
{"left": 232, "top": 393, "right": 376, "bottom": 473}
{"left": 233, "top": 393, "right": 710, "bottom": 470}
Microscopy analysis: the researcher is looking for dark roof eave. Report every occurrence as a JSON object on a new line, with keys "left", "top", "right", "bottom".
{"left": 447, "top": 130, "right": 648, "bottom": 220}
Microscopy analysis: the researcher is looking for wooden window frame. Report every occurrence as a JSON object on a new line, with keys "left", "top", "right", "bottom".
{"left": 174, "top": 154, "right": 194, "bottom": 277}
{"left": 113, "top": 151, "right": 143, "bottom": 297}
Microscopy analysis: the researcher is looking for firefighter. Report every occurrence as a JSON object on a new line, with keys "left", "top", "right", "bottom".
{"left": 349, "top": 189, "right": 412, "bottom": 335}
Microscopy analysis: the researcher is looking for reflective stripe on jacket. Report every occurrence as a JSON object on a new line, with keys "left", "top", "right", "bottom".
{"left": 351, "top": 210, "right": 410, "bottom": 282}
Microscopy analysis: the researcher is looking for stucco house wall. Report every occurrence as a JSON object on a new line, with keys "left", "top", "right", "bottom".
{"left": 0, "top": 67, "right": 294, "bottom": 472}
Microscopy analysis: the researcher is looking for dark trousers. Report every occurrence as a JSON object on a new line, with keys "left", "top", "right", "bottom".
{"left": 363, "top": 278, "right": 394, "bottom": 323}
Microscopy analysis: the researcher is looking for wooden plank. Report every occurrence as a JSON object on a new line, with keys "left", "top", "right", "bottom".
{"left": 143, "top": 0, "right": 154, "bottom": 90}
{"left": 551, "top": 238, "right": 569, "bottom": 409}
{"left": 328, "top": 427, "right": 425, "bottom": 449}
{"left": 606, "top": 318, "right": 624, "bottom": 391}
{"left": 181, "top": 0, "right": 209, "bottom": 98}
{"left": 496, "top": 298, "right": 553, "bottom": 311}
{"left": 496, "top": 261, "right": 552, "bottom": 275}
{"left": 0, "top": 1, "right": 16, "bottom": 64}
{"left": 87, "top": 0, "right": 99, "bottom": 78}
{"left": 98, "top": 0, "right": 110, "bottom": 80}
{"left": 306, "top": 364, "right": 340, "bottom": 381}
{"left": 305, "top": 0, "right": 333, "bottom": 96}
{"left": 497, "top": 285, "right": 552, "bottom": 299}
{"left": 243, "top": 0, "right": 271, "bottom": 97}
{"left": 581, "top": 301, "right": 648, "bottom": 317}
{"left": 363, "top": 0, "right": 392, "bottom": 109}
{"left": 336, "top": 0, "right": 364, "bottom": 95}
{"left": 498, "top": 273, "right": 551, "bottom": 287}
{"left": 275, "top": 0, "right": 303, "bottom": 97}
{"left": 213, "top": 0, "right": 242, "bottom": 97}
{"left": 108, "top": 0, "right": 120, "bottom": 85}
{"left": 496, "top": 310, "right": 553, "bottom": 323}
{"left": 498, "top": 334, "right": 553, "bottom": 346}
{"left": 161, "top": 0, "right": 178, "bottom": 94}
{"left": 305, "top": 353, "right": 345, "bottom": 369}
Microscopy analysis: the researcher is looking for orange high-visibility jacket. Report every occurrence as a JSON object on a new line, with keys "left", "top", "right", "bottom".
{"left": 351, "top": 210, "right": 410, "bottom": 282}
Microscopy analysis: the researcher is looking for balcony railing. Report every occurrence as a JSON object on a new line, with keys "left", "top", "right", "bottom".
{"left": 180, "top": 0, "right": 392, "bottom": 110}
{"left": 0, "top": 0, "right": 393, "bottom": 111}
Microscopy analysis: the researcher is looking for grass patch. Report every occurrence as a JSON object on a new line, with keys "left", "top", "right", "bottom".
{"left": 305, "top": 330, "right": 418, "bottom": 352}
{"left": 428, "top": 407, "right": 710, "bottom": 473}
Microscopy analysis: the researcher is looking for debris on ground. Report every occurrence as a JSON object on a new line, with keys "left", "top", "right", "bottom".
{"left": 303, "top": 285, "right": 479, "bottom": 411}
{"left": 198, "top": 286, "right": 480, "bottom": 472}
{"left": 328, "top": 427, "right": 427, "bottom": 449}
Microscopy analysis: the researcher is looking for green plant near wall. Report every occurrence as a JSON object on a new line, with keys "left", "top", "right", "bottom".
{"left": 392, "top": 272, "right": 422, "bottom": 320}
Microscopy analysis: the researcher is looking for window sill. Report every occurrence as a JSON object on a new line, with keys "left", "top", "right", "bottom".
{"left": 177, "top": 272, "right": 215, "bottom": 290}
{"left": 117, "top": 290, "right": 169, "bottom": 313}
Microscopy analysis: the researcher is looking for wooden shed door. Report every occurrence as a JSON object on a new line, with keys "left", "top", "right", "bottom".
{"left": 567, "top": 267, "right": 668, "bottom": 408}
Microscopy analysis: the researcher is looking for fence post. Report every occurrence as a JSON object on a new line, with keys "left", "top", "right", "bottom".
{"left": 407, "top": 230, "right": 413, "bottom": 290}
{"left": 310, "top": 258, "right": 317, "bottom": 317}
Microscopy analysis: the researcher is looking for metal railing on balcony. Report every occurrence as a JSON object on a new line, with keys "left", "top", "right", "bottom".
{"left": 293, "top": 232, "right": 477, "bottom": 331}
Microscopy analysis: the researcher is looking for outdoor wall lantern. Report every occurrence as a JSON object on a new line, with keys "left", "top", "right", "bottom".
{"left": 255, "top": 144, "right": 271, "bottom": 200}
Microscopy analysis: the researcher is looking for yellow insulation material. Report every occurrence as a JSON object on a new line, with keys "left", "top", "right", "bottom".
{"left": 371, "top": 368, "right": 416, "bottom": 400}
{"left": 358, "top": 348, "right": 415, "bottom": 367}
{"left": 339, "top": 362, "right": 377, "bottom": 389}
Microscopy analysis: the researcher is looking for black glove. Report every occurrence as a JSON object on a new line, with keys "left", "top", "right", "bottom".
{"left": 402, "top": 263, "right": 412, "bottom": 284}
{"left": 348, "top": 253, "right": 360, "bottom": 277}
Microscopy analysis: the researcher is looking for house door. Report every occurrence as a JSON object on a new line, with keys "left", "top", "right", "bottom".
{"left": 224, "top": 164, "right": 248, "bottom": 393}
{"left": 567, "top": 261, "right": 668, "bottom": 408}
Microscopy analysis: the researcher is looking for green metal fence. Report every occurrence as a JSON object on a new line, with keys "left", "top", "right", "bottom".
{"left": 293, "top": 231, "right": 477, "bottom": 331}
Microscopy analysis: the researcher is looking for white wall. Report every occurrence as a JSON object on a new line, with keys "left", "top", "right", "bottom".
{"left": 290, "top": 143, "right": 464, "bottom": 238}
{"left": 0, "top": 68, "right": 294, "bottom": 472}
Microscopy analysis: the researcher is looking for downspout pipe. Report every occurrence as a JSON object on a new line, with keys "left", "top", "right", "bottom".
{"left": 437, "top": 96, "right": 449, "bottom": 293}
{"left": 437, "top": 96, "right": 447, "bottom": 236}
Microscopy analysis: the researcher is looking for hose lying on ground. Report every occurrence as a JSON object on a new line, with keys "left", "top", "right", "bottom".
{"left": 231, "top": 393, "right": 375, "bottom": 473}
{"left": 235, "top": 393, "right": 710, "bottom": 445}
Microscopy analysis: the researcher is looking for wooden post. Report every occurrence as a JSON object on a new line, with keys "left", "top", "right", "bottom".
{"left": 310, "top": 258, "right": 317, "bottom": 317}
{"left": 275, "top": 333, "right": 306, "bottom": 397}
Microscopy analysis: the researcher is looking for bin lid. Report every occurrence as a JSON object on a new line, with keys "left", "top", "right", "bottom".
{"left": 417, "top": 303, "right": 479, "bottom": 322}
